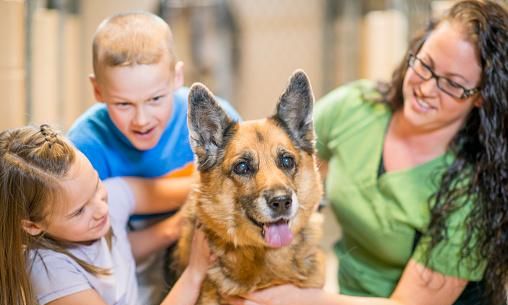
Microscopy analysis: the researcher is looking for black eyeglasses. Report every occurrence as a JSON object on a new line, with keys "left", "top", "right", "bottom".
{"left": 408, "top": 54, "right": 480, "bottom": 99}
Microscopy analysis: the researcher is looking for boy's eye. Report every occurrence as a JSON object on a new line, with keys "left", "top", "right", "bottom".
{"left": 114, "top": 102, "right": 131, "bottom": 109}
{"left": 149, "top": 95, "right": 165, "bottom": 104}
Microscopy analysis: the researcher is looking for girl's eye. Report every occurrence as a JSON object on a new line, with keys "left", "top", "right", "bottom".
{"left": 73, "top": 207, "right": 85, "bottom": 217}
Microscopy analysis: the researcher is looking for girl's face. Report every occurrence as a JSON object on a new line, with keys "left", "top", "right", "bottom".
{"left": 401, "top": 21, "right": 482, "bottom": 132}
{"left": 43, "top": 150, "right": 110, "bottom": 243}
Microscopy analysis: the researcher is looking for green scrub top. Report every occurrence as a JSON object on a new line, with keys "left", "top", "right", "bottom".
{"left": 314, "top": 80, "right": 485, "bottom": 297}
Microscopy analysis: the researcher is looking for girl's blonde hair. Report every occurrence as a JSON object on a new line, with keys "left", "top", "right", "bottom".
{"left": 0, "top": 125, "right": 109, "bottom": 305}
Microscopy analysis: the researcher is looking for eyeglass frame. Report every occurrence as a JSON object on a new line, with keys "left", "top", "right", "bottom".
{"left": 407, "top": 54, "right": 480, "bottom": 99}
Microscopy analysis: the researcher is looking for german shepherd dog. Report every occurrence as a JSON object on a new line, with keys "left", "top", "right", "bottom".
{"left": 174, "top": 70, "right": 325, "bottom": 304}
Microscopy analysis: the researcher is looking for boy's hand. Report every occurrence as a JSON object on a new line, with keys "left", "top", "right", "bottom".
{"left": 161, "top": 210, "right": 185, "bottom": 243}
{"left": 128, "top": 211, "right": 185, "bottom": 262}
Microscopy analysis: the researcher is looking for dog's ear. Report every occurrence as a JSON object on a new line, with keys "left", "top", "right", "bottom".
{"left": 273, "top": 70, "right": 315, "bottom": 154}
{"left": 188, "top": 83, "right": 236, "bottom": 171}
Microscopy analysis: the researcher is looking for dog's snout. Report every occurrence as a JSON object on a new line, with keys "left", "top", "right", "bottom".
{"left": 268, "top": 195, "right": 292, "bottom": 214}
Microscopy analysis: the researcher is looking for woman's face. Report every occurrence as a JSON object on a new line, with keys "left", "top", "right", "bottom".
{"left": 401, "top": 21, "right": 482, "bottom": 133}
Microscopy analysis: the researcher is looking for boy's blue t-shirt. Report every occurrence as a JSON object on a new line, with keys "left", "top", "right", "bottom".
{"left": 68, "top": 87, "right": 241, "bottom": 180}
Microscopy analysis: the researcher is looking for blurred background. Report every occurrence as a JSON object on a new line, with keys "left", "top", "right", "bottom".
{"left": 0, "top": 0, "right": 455, "bottom": 292}
{"left": 1, "top": 0, "right": 456, "bottom": 131}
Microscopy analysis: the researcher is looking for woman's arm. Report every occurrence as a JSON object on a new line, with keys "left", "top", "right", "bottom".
{"left": 228, "top": 259, "right": 467, "bottom": 305}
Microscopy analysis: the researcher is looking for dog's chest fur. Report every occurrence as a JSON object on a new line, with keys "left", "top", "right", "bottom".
{"left": 205, "top": 214, "right": 324, "bottom": 294}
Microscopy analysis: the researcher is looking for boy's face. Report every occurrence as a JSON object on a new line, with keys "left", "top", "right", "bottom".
{"left": 91, "top": 60, "right": 183, "bottom": 151}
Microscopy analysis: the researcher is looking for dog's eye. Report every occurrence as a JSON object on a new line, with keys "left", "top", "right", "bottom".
{"left": 233, "top": 161, "right": 251, "bottom": 175}
{"left": 280, "top": 155, "right": 295, "bottom": 169}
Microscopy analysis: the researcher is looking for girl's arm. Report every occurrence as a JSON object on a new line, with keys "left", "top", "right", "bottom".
{"left": 228, "top": 259, "right": 467, "bottom": 305}
{"left": 46, "top": 228, "right": 210, "bottom": 305}
{"left": 47, "top": 289, "right": 109, "bottom": 305}
{"left": 161, "top": 227, "right": 212, "bottom": 305}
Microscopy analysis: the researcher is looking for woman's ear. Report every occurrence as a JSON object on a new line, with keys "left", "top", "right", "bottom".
{"left": 474, "top": 97, "right": 483, "bottom": 107}
{"left": 21, "top": 219, "right": 44, "bottom": 236}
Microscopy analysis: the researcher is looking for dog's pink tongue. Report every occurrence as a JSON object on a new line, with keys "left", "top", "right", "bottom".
{"left": 264, "top": 223, "right": 293, "bottom": 248}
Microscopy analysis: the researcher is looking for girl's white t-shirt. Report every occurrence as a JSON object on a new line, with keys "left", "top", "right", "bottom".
{"left": 28, "top": 178, "right": 138, "bottom": 305}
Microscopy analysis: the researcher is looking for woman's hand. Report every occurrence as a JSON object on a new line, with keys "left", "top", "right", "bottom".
{"left": 226, "top": 284, "right": 324, "bottom": 305}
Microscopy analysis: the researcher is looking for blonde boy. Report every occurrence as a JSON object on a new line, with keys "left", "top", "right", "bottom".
{"left": 68, "top": 11, "right": 240, "bottom": 305}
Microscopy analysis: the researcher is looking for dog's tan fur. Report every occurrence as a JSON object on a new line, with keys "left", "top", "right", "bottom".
{"left": 174, "top": 70, "right": 325, "bottom": 304}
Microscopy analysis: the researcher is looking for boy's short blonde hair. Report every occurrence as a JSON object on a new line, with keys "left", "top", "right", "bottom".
{"left": 92, "top": 11, "right": 176, "bottom": 81}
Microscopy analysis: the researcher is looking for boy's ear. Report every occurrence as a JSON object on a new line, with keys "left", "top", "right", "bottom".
{"left": 21, "top": 219, "right": 44, "bottom": 236}
{"left": 173, "top": 61, "right": 184, "bottom": 90}
{"left": 89, "top": 74, "right": 105, "bottom": 103}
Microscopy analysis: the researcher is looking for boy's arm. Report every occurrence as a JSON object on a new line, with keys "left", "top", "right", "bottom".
{"left": 127, "top": 211, "right": 183, "bottom": 262}
{"left": 123, "top": 176, "right": 194, "bottom": 214}
{"left": 121, "top": 176, "right": 192, "bottom": 262}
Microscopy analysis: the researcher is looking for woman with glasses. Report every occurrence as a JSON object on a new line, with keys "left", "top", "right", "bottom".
{"left": 228, "top": 1, "right": 508, "bottom": 305}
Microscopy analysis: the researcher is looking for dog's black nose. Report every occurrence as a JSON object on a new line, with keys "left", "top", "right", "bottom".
{"left": 268, "top": 195, "right": 292, "bottom": 214}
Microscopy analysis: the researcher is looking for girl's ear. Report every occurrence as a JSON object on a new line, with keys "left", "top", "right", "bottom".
{"left": 21, "top": 219, "right": 44, "bottom": 236}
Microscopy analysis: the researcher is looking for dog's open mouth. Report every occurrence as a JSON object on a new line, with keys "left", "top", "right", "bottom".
{"left": 248, "top": 216, "right": 294, "bottom": 248}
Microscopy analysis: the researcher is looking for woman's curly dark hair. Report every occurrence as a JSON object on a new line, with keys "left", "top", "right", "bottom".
{"left": 381, "top": 0, "right": 508, "bottom": 303}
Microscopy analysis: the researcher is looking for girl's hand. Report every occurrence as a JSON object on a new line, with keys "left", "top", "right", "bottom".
{"left": 186, "top": 225, "right": 214, "bottom": 284}
{"left": 161, "top": 225, "right": 215, "bottom": 305}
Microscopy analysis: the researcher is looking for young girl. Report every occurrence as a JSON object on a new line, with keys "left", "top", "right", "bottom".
{"left": 0, "top": 124, "right": 210, "bottom": 305}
